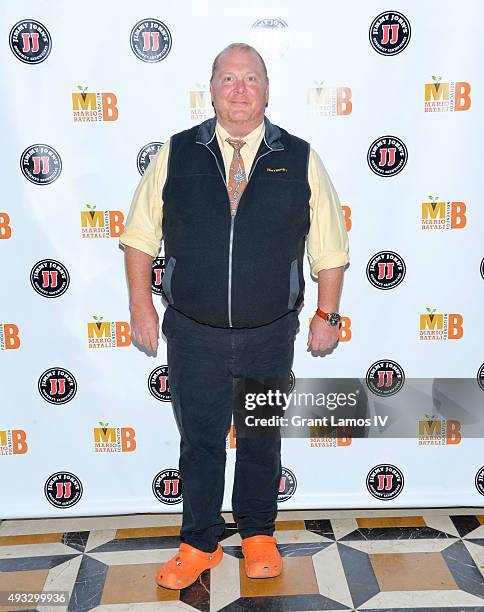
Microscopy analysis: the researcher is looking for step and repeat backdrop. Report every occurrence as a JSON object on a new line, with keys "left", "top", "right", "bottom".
{"left": 1, "top": 1, "right": 483, "bottom": 517}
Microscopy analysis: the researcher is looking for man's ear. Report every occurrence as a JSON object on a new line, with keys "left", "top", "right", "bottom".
{"left": 209, "top": 81, "right": 215, "bottom": 109}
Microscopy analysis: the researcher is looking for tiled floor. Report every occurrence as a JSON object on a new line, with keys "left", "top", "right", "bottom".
{"left": 0, "top": 508, "right": 483, "bottom": 611}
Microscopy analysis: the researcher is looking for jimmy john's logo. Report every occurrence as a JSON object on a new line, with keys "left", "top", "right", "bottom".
{"left": 148, "top": 365, "right": 171, "bottom": 401}
{"left": 367, "top": 136, "right": 408, "bottom": 177}
{"left": 87, "top": 315, "right": 131, "bottom": 349}
{"left": 366, "top": 251, "right": 405, "bottom": 290}
{"left": 369, "top": 11, "right": 411, "bottom": 56}
{"left": 72, "top": 86, "right": 118, "bottom": 122}
{"left": 9, "top": 19, "right": 52, "bottom": 64}
{"left": 307, "top": 82, "right": 352, "bottom": 117}
{"left": 476, "top": 466, "right": 484, "bottom": 496}
{"left": 421, "top": 196, "right": 466, "bottom": 230}
{"left": 278, "top": 466, "right": 297, "bottom": 502}
{"left": 366, "top": 464, "right": 404, "bottom": 500}
{"left": 419, "top": 308, "right": 463, "bottom": 341}
{"left": 130, "top": 19, "right": 172, "bottom": 62}
{"left": 152, "top": 469, "right": 182, "bottom": 504}
{"left": 44, "top": 471, "right": 83, "bottom": 508}
{"left": 30, "top": 259, "right": 70, "bottom": 298}
{"left": 341, "top": 205, "right": 352, "bottom": 232}
{"left": 190, "top": 85, "right": 212, "bottom": 121}
{"left": 94, "top": 422, "right": 137, "bottom": 452}
{"left": 80, "top": 205, "right": 125, "bottom": 238}
{"left": 38, "top": 368, "right": 77, "bottom": 405}
{"left": 0, "top": 430, "right": 28, "bottom": 455}
{"left": 0, "top": 213, "right": 12, "bottom": 239}
{"left": 424, "top": 76, "right": 471, "bottom": 112}
{"left": 477, "top": 363, "right": 484, "bottom": 392}
{"left": 366, "top": 360, "right": 405, "bottom": 397}
{"left": 152, "top": 257, "right": 166, "bottom": 297}
{"left": 0, "top": 324, "right": 20, "bottom": 351}
{"left": 250, "top": 18, "right": 289, "bottom": 59}
{"left": 418, "top": 415, "right": 461, "bottom": 445}
{"left": 137, "top": 142, "right": 163, "bottom": 175}
{"left": 20, "top": 144, "right": 62, "bottom": 185}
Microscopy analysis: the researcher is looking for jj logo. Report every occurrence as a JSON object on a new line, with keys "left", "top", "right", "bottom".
{"left": 378, "top": 147, "right": 396, "bottom": 167}
{"left": 376, "top": 474, "right": 393, "bottom": 490}
{"left": 380, "top": 24, "right": 399, "bottom": 45}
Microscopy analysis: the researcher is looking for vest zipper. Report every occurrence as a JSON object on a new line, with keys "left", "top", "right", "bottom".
{"left": 200, "top": 143, "right": 277, "bottom": 328}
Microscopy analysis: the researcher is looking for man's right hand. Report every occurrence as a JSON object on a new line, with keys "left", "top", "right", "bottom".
{"left": 130, "top": 302, "right": 159, "bottom": 352}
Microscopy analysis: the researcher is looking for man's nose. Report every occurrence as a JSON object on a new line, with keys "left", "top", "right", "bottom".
{"left": 234, "top": 78, "right": 246, "bottom": 92}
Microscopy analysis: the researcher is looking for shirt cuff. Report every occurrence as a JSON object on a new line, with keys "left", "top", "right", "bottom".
{"left": 310, "top": 252, "right": 349, "bottom": 279}
{"left": 118, "top": 234, "right": 159, "bottom": 259}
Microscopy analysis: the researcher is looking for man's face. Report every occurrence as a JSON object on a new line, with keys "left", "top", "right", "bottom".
{"left": 210, "top": 48, "right": 269, "bottom": 129}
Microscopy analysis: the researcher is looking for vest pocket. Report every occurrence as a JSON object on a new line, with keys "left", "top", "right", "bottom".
{"left": 288, "top": 258, "right": 300, "bottom": 309}
{"left": 162, "top": 256, "right": 176, "bottom": 305}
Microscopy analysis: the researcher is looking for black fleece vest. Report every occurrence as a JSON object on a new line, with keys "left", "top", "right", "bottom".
{"left": 161, "top": 116, "right": 311, "bottom": 328}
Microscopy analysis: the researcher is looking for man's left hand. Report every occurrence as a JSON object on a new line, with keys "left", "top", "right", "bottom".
{"left": 307, "top": 314, "right": 340, "bottom": 352}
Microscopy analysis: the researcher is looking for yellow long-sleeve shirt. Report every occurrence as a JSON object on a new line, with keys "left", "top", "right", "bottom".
{"left": 119, "top": 120, "right": 349, "bottom": 279}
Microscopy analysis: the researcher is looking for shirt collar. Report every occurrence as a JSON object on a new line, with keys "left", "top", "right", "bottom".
{"left": 215, "top": 120, "right": 265, "bottom": 150}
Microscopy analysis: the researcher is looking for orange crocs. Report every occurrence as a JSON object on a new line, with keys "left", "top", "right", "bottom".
{"left": 241, "top": 534, "right": 282, "bottom": 578}
{"left": 155, "top": 542, "right": 223, "bottom": 590}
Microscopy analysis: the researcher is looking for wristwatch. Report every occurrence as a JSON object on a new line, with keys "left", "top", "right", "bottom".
{"left": 315, "top": 308, "right": 341, "bottom": 326}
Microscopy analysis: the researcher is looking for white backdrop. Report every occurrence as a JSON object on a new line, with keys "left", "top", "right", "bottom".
{"left": 1, "top": 1, "right": 483, "bottom": 518}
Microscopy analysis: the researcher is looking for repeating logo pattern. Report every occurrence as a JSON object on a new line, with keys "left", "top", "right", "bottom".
{"left": 137, "top": 142, "right": 163, "bottom": 174}
{"left": 2, "top": 11, "right": 481, "bottom": 515}
{"left": 20, "top": 144, "right": 62, "bottom": 185}
{"left": 44, "top": 472, "right": 83, "bottom": 508}
{"left": 366, "top": 464, "right": 404, "bottom": 500}
{"left": 152, "top": 469, "right": 182, "bottom": 504}
{"left": 366, "top": 251, "right": 406, "bottom": 290}
{"left": 148, "top": 366, "right": 171, "bottom": 401}
{"left": 367, "top": 136, "right": 408, "bottom": 176}
{"left": 9, "top": 20, "right": 52, "bottom": 64}
{"left": 366, "top": 360, "right": 405, "bottom": 397}
{"left": 130, "top": 19, "right": 172, "bottom": 62}
{"left": 278, "top": 467, "right": 297, "bottom": 502}
{"left": 369, "top": 11, "right": 411, "bottom": 56}
{"left": 30, "top": 259, "right": 70, "bottom": 298}
{"left": 38, "top": 368, "right": 77, "bottom": 405}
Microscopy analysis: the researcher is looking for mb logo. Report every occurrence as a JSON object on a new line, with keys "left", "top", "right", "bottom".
{"left": 80, "top": 205, "right": 125, "bottom": 238}
{"left": 190, "top": 87, "right": 212, "bottom": 121}
{"left": 0, "top": 430, "right": 28, "bottom": 455}
{"left": 0, "top": 324, "right": 20, "bottom": 350}
{"left": 87, "top": 316, "right": 131, "bottom": 349}
{"left": 421, "top": 198, "right": 466, "bottom": 230}
{"left": 418, "top": 417, "right": 461, "bottom": 445}
{"left": 0, "top": 212, "right": 11, "bottom": 239}
{"left": 94, "top": 424, "right": 137, "bottom": 452}
{"left": 419, "top": 309, "right": 463, "bottom": 341}
{"left": 307, "top": 84, "right": 352, "bottom": 117}
{"left": 424, "top": 77, "right": 471, "bottom": 112}
{"left": 72, "top": 86, "right": 119, "bottom": 122}
{"left": 341, "top": 205, "right": 352, "bottom": 231}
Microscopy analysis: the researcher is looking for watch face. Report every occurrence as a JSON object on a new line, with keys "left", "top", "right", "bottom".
{"left": 328, "top": 313, "right": 341, "bottom": 326}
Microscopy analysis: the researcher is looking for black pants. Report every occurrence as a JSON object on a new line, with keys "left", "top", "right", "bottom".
{"left": 162, "top": 305, "right": 298, "bottom": 553}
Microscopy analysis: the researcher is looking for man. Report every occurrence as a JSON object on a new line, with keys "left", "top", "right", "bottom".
{"left": 119, "top": 43, "right": 349, "bottom": 589}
